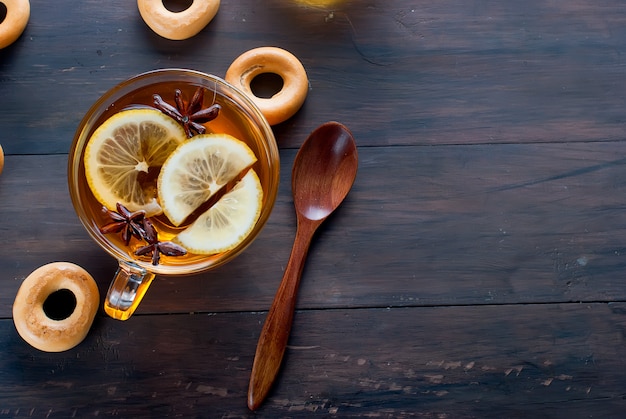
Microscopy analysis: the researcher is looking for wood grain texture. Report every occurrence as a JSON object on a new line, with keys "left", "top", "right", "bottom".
{"left": 1, "top": 303, "right": 626, "bottom": 417}
{"left": 3, "top": 142, "right": 626, "bottom": 317}
{"left": 2, "top": 0, "right": 626, "bottom": 416}
{"left": 2, "top": 0, "right": 626, "bottom": 154}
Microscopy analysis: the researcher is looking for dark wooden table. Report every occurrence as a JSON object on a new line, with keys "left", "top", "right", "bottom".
{"left": 2, "top": 0, "right": 626, "bottom": 417}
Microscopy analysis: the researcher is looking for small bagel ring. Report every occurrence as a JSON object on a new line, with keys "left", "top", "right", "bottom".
{"left": 13, "top": 262, "right": 100, "bottom": 352}
{"left": 0, "top": 0, "right": 30, "bottom": 49}
{"left": 225, "top": 47, "right": 309, "bottom": 126}
{"left": 137, "top": 0, "right": 220, "bottom": 41}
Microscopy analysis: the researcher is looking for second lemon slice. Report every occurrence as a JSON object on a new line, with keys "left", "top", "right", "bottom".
{"left": 158, "top": 133, "right": 258, "bottom": 226}
{"left": 173, "top": 170, "right": 264, "bottom": 254}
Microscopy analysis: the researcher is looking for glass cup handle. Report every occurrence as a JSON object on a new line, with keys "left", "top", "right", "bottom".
{"left": 104, "top": 261, "right": 156, "bottom": 321}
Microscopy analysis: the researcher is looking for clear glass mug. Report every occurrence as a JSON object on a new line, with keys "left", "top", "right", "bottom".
{"left": 68, "top": 69, "right": 280, "bottom": 320}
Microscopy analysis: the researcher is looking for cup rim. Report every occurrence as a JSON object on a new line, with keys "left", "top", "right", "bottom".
{"left": 68, "top": 68, "right": 280, "bottom": 275}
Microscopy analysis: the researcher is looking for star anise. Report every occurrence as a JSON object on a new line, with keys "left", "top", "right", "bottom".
{"left": 153, "top": 87, "right": 221, "bottom": 138}
{"left": 134, "top": 219, "right": 187, "bottom": 266}
{"left": 100, "top": 203, "right": 146, "bottom": 245}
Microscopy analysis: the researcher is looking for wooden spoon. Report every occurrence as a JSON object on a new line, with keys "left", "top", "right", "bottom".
{"left": 248, "top": 121, "right": 359, "bottom": 410}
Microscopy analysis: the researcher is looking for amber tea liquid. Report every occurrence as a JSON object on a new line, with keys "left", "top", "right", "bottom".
{"left": 75, "top": 81, "right": 275, "bottom": 270}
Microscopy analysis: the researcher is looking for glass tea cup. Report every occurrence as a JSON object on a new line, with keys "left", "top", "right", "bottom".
{"left": 68, "top": 69, "right": 280, "bottom": 320}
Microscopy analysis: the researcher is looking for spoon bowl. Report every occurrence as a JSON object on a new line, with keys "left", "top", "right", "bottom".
{"left": 248, "top": 121, "right": 358, "bottom": 410}
{"left": 292, "top": 122, "right": 359, "bottom": 220}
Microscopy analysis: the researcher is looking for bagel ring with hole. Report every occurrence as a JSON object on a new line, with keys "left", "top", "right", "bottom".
{"left": 0, "top": 0, "right": 30, "bottom": 49}
{"left": 137, "top": 0, "right": 220, "bottom": 41}
{"left": 13, "top": 262, "right": 100, "bottom": 352}
{"left": 225, "top": 47, "right": 309, "bottom": 126}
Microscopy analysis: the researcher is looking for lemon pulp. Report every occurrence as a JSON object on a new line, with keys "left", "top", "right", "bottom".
{"left": 173, "top": 170, "right": 264, "bottom": 254}
{"left": 157, "top": 133, "right": 258, "bottom": 226}
{"left": 84, "top": 108, "right": 186, "bottom": 216}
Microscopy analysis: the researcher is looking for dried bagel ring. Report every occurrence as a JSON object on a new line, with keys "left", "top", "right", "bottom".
{"left": 0, "top": 0, "right": 30, "bottom": 49}
{"left": 225, "top": 47, "right": 308, "bottom": 126}
{"left": 13, "top": 262, "right": 100, "bottom": 352}
{"left": 137, "top": 0, "right": 220, "bottom": 41}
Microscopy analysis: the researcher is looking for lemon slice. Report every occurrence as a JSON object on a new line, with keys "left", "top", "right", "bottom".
{"left": 157, "top": 133, "right": 258, "bottom": 226}
{"left": 174, "top": 170, "right": 263, "bottom": 254}
{"left": 84, "top": 108, "right": 186, "bottom": 216}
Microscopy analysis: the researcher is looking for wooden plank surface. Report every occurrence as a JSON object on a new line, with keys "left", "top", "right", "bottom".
{"left": 2, "top": 0, "right": 626, "bottom": 416}
{"left": 3, "top": 1, "right": 626, "bottom": 154}
{"left": 3, "top": 142, "right": 626, "bottom": 317}
{"left": 1, "top": 303, "right": 625, "bottom": 417}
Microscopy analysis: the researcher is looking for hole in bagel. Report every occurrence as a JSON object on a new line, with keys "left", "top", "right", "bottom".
{"left": 0, "top": 3, "right": 7, "bottom": 25}
{"left": 162, "top": 0, "right": 194, "bottom": 13}
{"left": 250, "top": 73, "right": 284, "bottom": 99}
{"left": 43, "top": 289, "right": 77, "bottom": 321}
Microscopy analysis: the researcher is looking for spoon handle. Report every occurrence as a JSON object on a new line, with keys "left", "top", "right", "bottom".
{"left": 248, "top": 219, "right": 319, "bottom": 410}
